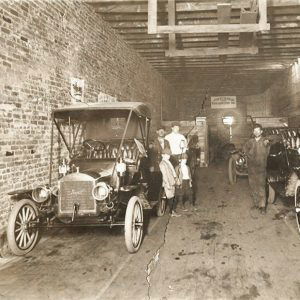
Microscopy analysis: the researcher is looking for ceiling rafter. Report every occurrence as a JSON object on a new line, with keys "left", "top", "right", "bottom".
{"left": 85, "top": 0, "right": 300, "bottom": 95}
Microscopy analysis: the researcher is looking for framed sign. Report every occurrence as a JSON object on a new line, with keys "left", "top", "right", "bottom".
{"left": 211, "top": 96, "right": 236, "bottom": 109}
{"left": 70, "top": 78, "right": 84, "bottom": 103}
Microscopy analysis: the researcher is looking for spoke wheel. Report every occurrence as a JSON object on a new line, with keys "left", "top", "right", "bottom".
{"left": 268, "top": 183, "right": 276, "bottom": 204}
{"left": 156, "top": 187, "right": 167, "bottom": 217}
{"left": 125, "top": 196, "right": 143, "bottom": 253}
{"left": 295, "top": 184, "right": 300, "bottom": 234}
{"left": 228, "top": 157, "right": 237, "bottom": 184}
{"left": 7, "top": 199, "right": 40, "bottom": 256}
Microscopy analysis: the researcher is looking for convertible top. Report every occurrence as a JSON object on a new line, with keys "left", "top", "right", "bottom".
{"left": 52, "top": 101, "right": 151, "bottom": 120}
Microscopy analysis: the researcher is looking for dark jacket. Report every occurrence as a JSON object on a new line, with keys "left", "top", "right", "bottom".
{"left": 243, "top": 137, "right": 270, "bottom": 171}
{"left": 148, "top": 138, "right": 171, "bottom": 172}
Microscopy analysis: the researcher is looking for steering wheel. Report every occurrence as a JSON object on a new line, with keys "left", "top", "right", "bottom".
{"left": 83, "top": 139, "right": 105, "bottom": 151}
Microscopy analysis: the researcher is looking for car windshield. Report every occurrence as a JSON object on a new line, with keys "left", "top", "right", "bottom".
{"left": 53, "top": 109, "right": 148, "bottom": 159}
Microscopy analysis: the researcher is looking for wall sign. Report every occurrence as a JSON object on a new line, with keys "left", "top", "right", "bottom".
{"left": 211, "top": 96, "right": 236, "bottom": 109}
{"left": 70, "top": 78, "right": 84, "bottom": 103}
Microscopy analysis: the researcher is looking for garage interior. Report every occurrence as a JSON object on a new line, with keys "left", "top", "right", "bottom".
{"left": 0, "top": 0, "right": 300, "bottom": 299}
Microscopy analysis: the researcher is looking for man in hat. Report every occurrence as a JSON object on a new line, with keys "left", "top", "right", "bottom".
{"left": 165, "top": 121, "right": 188, "bottom": 167}
{"left": 148, "top": 125, "right": 171, "bottom": 202}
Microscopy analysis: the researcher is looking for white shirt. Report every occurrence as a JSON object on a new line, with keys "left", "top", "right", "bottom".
{"left": 165, "top": 132, "right": 187, "bottom": 155}
{"left": 180, "top": 163, "right": 190, "bottom": 179}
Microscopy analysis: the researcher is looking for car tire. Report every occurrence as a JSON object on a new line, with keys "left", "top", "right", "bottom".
{"left": 156, "top": 187, "right": 166, "bottom": 217}
{"left": 268, "top": 183, "right": 276, "bottom": 204}
{"left": 7, "top": 199, "right": 40, "bottom": 256}
{"left": 228, "top": 157, "right": 237, "bottom": 184}
{"left": 294, "top": 182, "right": 300, "bottom": 234}
{"left": 124, "top": 196, "right": 143, "bottom": 253}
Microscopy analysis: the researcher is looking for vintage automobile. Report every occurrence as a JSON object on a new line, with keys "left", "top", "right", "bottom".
{"left": 267, "top": 129, "right": 300, "bottom": 233}
{"left": 227, "top": 128, "right": 283, "bottom": 184}
{"left": 228, "top": 148, "right": 248, "bottom": 184}
{"left": 7, "top": 102, "right": 167, "bottom": 255}
{"left": 228, "top": 127, "right": 300, "bottom": 234}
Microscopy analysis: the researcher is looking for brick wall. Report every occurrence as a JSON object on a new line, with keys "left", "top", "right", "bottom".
{"left": 0, "top": 0, "right": 173, "bottom": 235}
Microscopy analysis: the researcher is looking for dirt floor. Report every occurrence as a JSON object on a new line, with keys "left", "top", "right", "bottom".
{"left": 0, "top": 161, "right": 299, "bottom": 300}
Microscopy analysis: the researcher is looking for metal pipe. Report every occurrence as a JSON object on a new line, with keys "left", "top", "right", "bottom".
{"left": 49, "top": 119, "right": 54, "bottom": 187}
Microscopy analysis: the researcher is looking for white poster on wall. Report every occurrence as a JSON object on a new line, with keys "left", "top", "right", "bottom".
{"left": 70, "top": 78, "right": 84, "bottom": 103}
{"left": 211, "top": 96, "right": 236, "bottom": 109}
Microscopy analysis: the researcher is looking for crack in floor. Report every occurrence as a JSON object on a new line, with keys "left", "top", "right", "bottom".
{"left": 145, "top": 213, "right": 171, "bottom": 300}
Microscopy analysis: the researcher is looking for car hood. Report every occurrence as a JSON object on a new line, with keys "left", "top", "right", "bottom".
{"left": 71, "top": 159, "right": 115, "bottom": 179}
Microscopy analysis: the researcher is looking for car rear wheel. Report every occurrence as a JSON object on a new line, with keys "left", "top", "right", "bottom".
{"left": 228, "top": 157, "right": 237, "bottom": 184}
{"left": 268, "top": 183, "right": 276, "bottom": 204}
{"left": 125, "top": 196, "right": 143, "bottom": 253}
{"left": 156, "top": 188, "right": 167, "bottom": 217}
{"left": 294, "top": 183, "right": 300, "bottom": 234}
{"left": 7, "top": 199, "right": 40, "bottom": 256}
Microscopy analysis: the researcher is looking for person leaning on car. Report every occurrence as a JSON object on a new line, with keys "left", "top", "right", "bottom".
{"left": 243, "top": 123, "right": 270, "bottom": 215}
{"left": 148, "top": 125, "right": 171, "bottom": 201}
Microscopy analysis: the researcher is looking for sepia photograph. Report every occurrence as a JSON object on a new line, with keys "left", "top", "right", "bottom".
{"left": 0, "top": 0, "right": 300, "bottom": 299}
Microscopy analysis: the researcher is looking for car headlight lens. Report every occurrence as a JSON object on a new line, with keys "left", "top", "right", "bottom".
{"left": 32, "top": 186, "right": 50, "bottom": 203}
{"left": 92, "top": 182, "right": 109, "bottom": 201}
{"left": 236, "top": 157, "right": 245, "bottom": 166}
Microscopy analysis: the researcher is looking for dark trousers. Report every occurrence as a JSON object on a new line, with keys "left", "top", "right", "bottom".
{"left": 175, "top": 180, "right": 193, "bottom": 207}
{"left": 248, "top": 167, "right": 267, "bottom": 208}
{"left": 149, "top": 171, "right": 162, "bottom": 202}
{"left": 168, "top": 197, "right": 178, "bottom": 213}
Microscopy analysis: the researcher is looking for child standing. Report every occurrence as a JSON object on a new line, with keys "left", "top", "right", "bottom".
{"left": 159, "top": 148, "right": 181, "bottom": 217}
{"left": 175, "top": 153, "right": 194, "bottom": 211}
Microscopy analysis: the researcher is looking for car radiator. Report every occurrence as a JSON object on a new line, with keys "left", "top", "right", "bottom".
{"left": 59, "top": 180, "right": 96, "bottom": 214}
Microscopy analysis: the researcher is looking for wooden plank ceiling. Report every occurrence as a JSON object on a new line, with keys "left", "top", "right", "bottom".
{"left": 85, "top": 0, "right": 300, "bottom": 96}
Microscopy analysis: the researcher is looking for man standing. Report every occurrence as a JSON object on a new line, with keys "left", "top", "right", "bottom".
{"left": 165, "top": 122, "right": 188, "bottom": 167}
{"left": 243, "top": 123, "right": 270, "bottom": 215}
{"left": 148, "top": 125, "right": 171, "bottom": 201}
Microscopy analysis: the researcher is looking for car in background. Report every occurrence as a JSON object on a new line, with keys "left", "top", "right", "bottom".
{"left": 6, "top": 102, "right": 167, "bottom": 255}
{"left": 228, "top": 127, "right": 300, "bottom": 234}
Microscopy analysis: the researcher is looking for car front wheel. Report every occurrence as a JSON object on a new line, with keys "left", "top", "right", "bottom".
{"left": 228, "top": 157, "right": 237, "bottom": 184}
{"left": 294, "top": 183, "right": 300, "bottom": 234}
{"left": 125, "top": 196, "right": 143, "bottom": 253}
{"left": 268, "top": 183, "right": 276, "bottom": 204}
{"left": 7, "top": 199, "right": 40, "bottom": 256}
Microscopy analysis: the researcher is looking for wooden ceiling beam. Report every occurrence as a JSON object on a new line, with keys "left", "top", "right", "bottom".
{"left": 90, "top": 0, "right": 300, "bottom": 13}
{"left": 101, "top": 8, "right": 300, "bottom": 23}
{"left": 157, "top": 23, "right": 270, "bottom": 33}
{"left": 165, "top": 46, "right": 259, "bottom": 57}
{"left": 167, "top": 0, "right": 176, "bottom": 50}
{"left": 94, "top": 1, "right": 251, "bottom": 14}
{"left": 147, "top": 57, "right": 295, "bottom": 63}
{"left": 217, "top": 3, "right": 231, "bottom": 48}
{"left": 123, "top": 32, "right": 300, "bottom": 41}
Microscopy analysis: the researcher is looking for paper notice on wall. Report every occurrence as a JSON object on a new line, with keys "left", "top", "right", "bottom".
{"left": 70, "top": 78, "right": 84, "bottom": 103}
{"left": 211, "top": 96, "right": 236, "bottom": 109}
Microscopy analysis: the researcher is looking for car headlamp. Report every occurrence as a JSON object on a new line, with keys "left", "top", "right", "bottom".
{"left": 32, "top": 186, "right": 50, "bottom": 203}
{"left": 236, "top": 157, "right": 245, "bottom": 166}
{"left": 92, "top": 182, "right": 109, "bottom": 201}
{"left": 116, "top": 161, "right": 126, "bottom": 175}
